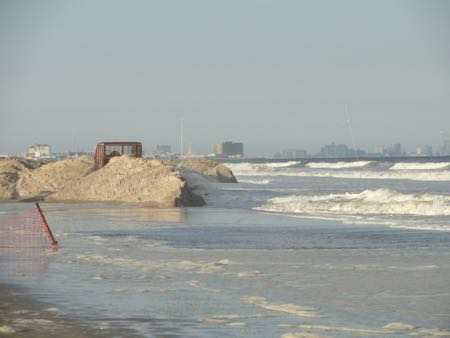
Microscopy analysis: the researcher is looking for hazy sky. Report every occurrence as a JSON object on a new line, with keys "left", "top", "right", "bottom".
{"left": 1, "top": 0, "right": 449, "bottom": 156}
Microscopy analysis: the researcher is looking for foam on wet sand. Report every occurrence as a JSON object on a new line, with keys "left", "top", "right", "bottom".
{"left": 242, "top": 296, "right": 320, "bottom": 319}
{"left": 0, "top": 283, "right": 139, "bottom": 338}
{"left": 280, "top": 323, "right": 450, "bottom": 337}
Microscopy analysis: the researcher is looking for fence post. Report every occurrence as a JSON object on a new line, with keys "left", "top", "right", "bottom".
{"left": 35, "top": 202, "right": 58, "bottom": 250}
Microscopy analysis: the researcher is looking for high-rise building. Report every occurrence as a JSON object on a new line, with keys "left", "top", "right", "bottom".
{"left": 388, "top": 143, "right": 402, "bottom": 157}
{"left": 26, "top": 144, "right": 51, "bottom": 159}
{"left": 222, "top": 141, "right": 244, "bottom": 157}
{"left": 320, "top": 143, "right": 351, "bottom": 158}
{"left": 439, "top": 132, "right": 450, "bottom": 156}
{"left": 416, "top": 145, "right": 432, "bottom": 156}
{"left": 213, "top": 144, "right": 223, "bottom": 156}
{"left": 153, "top": 145, "right": 171, "bottom": 157}
{"left": 213, "top": 141, "right": 244, "bottom": 157}
{"left": 280, "top": 149, "right": 307, "bottom": 159}
{"left": 373, "top": 145, "right": 386, "bottom": 155}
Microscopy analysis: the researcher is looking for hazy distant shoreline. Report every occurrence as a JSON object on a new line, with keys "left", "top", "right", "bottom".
{"left": 218, "top": 155, "right": 450, "bottom": 163}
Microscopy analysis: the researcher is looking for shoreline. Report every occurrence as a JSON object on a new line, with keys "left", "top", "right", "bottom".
{"left": 1, "top": 205, "right": 449, "bottom": 337}
{"left": 0, "top": 282, "right": 141, "bottom": 337}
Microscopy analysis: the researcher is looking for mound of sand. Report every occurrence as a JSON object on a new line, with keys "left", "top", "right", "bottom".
{"left": 0, "top": 156, "right": 238, "bottom": 206}
{"left": 0, "top": 159, "right": 31, "bottom": 199}
{"left": 16, "top": 156, "right": 95, "bottom": 200}
{"left": 181, "top": 158, "right": 238, "bottom": 183}
{"left": 0, "top": 158, "right": 45, "bottom": 199}
{"left": 0, "top": 156, "right": 205, "bottom": 207}
{"left": 50, "top": 156, "right": 204, "bottom": 207}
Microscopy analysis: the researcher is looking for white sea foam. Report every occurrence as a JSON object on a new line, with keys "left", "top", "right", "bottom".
{"left": 225, "top": 322, "right": 248, "bottom": 328}
{"left": 306, "top": 161, "right": 373, "bottom": 169}
{"left": 299, "top": 324, "right": 398, "bottom": 335}
{"left": 390, "top": 162, "right": 450, "bottom": 170}
{"left": 390, "top": 223, "right": 450, "bottom": 232}
{"left": 242, "top": 296, "right": 320, "bottom": 318}
{"left": 264, "top": 161, "right": 300, "bottom": 168}
{"left": 238, "top": 179, "right": 272, "bottom": 185}
{"left": 297, "top": 323, "right": 450, "bottom": 337}
{"left": 200, "top": 314, "right": 243, "bottom": 325}
{"left": 383, "top": 322, "right": 415, "bottom": 330}
{"left": 281, "top": 332, "right": 328, "bottom": 338}
{"left": 82, "top": 235, "right": 108, "bottom": 242}
{"left": 237, "top": 169, "right": 450, "bottom": 181}
{"left": 225, "top": 159, "right": 449, "bottom": 181}
{"left": 313, "top": 263, "right": 440, "bottom": 272}
{"left": 187, "top": 280, "right": 221, "bottom": 292}
{"left": 224, "top": 161, "right": 299, "bottom": 174}
{"left": 255, "top": 189, "right": 450, "bottom": 216}
{"left": 223, "top": 163, "right": 258, "bottom": 173}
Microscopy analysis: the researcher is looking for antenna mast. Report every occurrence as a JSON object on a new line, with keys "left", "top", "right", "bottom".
{"left": 180, "top": 118, "right": 184, "bottom": 158}
{"left": 345, "top": 103, "right": 359, "bottom": 161}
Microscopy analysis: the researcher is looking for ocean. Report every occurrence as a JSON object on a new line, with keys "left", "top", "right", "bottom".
{"left": 1, "top": 159, "right": 449, "bottom": 337}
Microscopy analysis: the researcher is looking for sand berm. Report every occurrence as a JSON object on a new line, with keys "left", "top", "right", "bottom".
{"left": 0, "top": 155, "right": 237, "bottom": 207}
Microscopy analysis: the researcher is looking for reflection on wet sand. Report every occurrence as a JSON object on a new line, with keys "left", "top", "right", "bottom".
{"left": 0, "top": 248, "right": 51, "bottom": 282}
{"left": 107, "top": 207, "right": 186, "bottom": 223}
{"left": 45, "top": 204, "right": 186, "bottom": 224}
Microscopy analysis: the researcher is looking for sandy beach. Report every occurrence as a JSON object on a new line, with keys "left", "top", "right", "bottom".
{"left": 2, "top": 0, "right": 450, "bottom": 335}
{"left": 0, "top": 156, "right": 239, "bottom": 207}
{"left": 0, "top": 282, "right": 142, "bottom": 338}
{"left": 1, "top": 200, "right": 449, "bottom": 338}
{"left": 1, "top": 158, "right": 450, "bottom": 337}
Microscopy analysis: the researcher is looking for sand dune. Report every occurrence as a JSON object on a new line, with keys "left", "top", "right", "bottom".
{"left": 0, "top": 156, "right": 210, "bottom": 207}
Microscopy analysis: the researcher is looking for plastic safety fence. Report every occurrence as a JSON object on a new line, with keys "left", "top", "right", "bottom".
{"left": 0, "top": 247, "right": 52, "bottom": 280}
{"left": 0, "top": 203, "right": 58, "bottom": 250}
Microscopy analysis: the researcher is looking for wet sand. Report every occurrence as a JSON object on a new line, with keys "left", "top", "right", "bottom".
{"left": 0, "top": 283, "right": 141, "bottom": 337}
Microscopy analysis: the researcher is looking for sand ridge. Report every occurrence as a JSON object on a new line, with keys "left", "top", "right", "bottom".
{"left": 16, "top": 156, "right": 95, "bottom": 200}
{"left": 0, "top": 158, "right": 35, "bottom": 199}
{"left": 0, "top": 155, "right": 206, "bottom": 207}
{"left": 178, "top": 158, "right": 238, "bottom": 183}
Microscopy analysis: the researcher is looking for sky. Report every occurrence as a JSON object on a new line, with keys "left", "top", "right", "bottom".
{"left": 1, "top": 0, "right": 449, "bottom": 157}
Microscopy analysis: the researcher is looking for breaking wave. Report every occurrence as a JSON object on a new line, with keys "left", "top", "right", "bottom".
{"left": 239, "top": 179, "right": 272, "bottom": 185}
{"left": 222, "top": 163, "right": 255, "bottom": 174}
{"left": 255, "top": 189, "right": 450, "bottom": 217}
{"left": 306, "top": 161, "right": 373, "bottom": 169}
{"left": 263, "top": 161, "right": 300, "bottom": 168}
{"left": 390, "top": 162, "right": 450, "bottom": 170}
{"left": 225, "top": 160, "right": 450, "bottom": 181}
{"left": 235, "top": 170, "right": 450, "bottom": 181}
{"left": 224, "top": 161, "right": 299, "bottom": 174}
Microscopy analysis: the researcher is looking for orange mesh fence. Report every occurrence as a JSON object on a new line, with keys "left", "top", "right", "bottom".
{"left": 0, "top": 203, "right": 58, "bottom": 250}
{"left": 0, "top": 247, "right": 51, "bottom": 279}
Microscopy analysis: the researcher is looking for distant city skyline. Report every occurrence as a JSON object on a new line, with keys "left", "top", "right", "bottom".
{"left": 10, "top": 137, "right": 450, "bottom": 159}
{"left": 1, "top": 1, "right": 449, "bottom": 157}
{"left": 2, "top": 132, "right": 448, "bottom": 157}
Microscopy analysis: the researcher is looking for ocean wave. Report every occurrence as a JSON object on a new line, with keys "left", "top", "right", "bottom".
{"left": 390, "top": 162, "right": 450, "bottom": 170}
{"left": 235, "top": 170, "right": 450, "bottom": 181}
{"left": 390, "top": 223, "right": 450, "bottom": 232}
{"left": 264, "top": 161, "right": 300, "bottom": 168}
{"left": 224, "top": 161, "right": 299, "bottom": 174}
{"left": 305, "top": 161, "right": 373, "bottom": 169}
{"left": 239, "top": 179, "right": 272, "bottom": 185}
{"left": 255, "top": 189, "right": 450, "bottom": 216}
